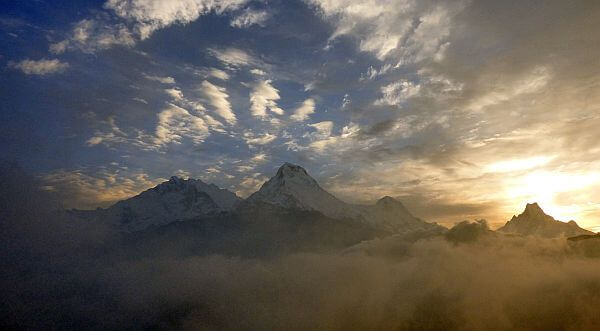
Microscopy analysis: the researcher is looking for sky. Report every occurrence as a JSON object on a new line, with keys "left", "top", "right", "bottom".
{"left": 1, "top": 0, "right": 599, "bottom": 229}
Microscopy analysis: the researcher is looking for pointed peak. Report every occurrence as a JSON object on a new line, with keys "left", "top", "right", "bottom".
{"left": 523, "top": 202, "right": 545, "bottom": 215}
{"left": 276, "top": 162, "right": 310, "bottom": 178}
{"left": 169, "top": 176, "right": 182, "bottom": 183}
{"left": 377, "top": 196, "right": 400, "bottom": 204}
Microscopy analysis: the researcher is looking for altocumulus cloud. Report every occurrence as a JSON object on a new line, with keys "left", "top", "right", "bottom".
{"left": 291, "top": 98, "right": 316, "bottom": 121}
{"left": 104, "top": 0, "right": 250, "bottom": 39}
{"left": 200, "top": 80, "right": 237, "bottom": 125}
{"left": 9, "top": 58, "right": 69, "bottom": 75}
{"left": 247, "top": 79, "right": 284, "bottom": 118}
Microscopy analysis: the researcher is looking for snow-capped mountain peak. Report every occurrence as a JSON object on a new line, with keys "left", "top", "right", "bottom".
{"left": 245, "top": 163, "right": 352, "bottom": 218}
{"left": 73, "top": 176, "right": 241, "bottom": 232}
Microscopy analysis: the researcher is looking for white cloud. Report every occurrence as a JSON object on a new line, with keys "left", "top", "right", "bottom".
{"left": 200, "top": 80, "right": 237, "bottom": 125}
{"left": 230, "top": 8, "right": 270, "bottom": 28}
{"left": 236, "top": 173, "right": 268, "bottom": 197}
{"left": 163, "top": 86, "right": 227, "bottom": 133}
{"left": 291, "top": 98, "right": 316, "bottom": 121}
{"left": 9, "top": 58, "right": 69, "bottom": 75}
{"left": 55, "top": 19, "right": 135, "bottom": 54}
{"left": 250, "top": 153, "right": 268, "bottom": 163}
{"left": 49, "top": 40, "right": 69, "bottom": 54}
{"left": 104, "top": 0, "right": 250, "bottom": 39}
{"left": 143, "top": 74, "right": 176, "bottom": 84}
{"left": 308, "top": 121, "right": 334, "bottom": 138}
{"left": 208, "top": 47, "right": 257, "bottom": 68}
{"left": 86, "top": 117, "right": 129, "bottom": 147}
{"left": 307, "top": 0, "right": 463, "bottom": 64}
{"left": 243, "top": 132, "right": 277, "bottom": 146}
{"left": 165, "top": 88, "right": 184, "bottom": 100}
{"left": 360, "top": 63, "right": 392, "bottom": 80}
{"left": 308, "top": 122, "right": 361, "bottom": 154}
{"left": 154, "top": 103, "right": 210, "bottom": 146}
{"left": 209, "top": 68, "right": 230, "bottom": 80}
{"left": 248, "top": 80, "right": 284, "bottom": 118}
{"left": 250, "top": 68, "right": 266, "bottom": 76}
{"left": 375, "top": 80, "right": 421, "bottom": 106}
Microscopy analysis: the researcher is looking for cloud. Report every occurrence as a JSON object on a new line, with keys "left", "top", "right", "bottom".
{"left": 85, "top": 115, "right": 165, "bottom": 152}
{"left": 248, "top": 80, "right": 284, "bottom": 118}
{"left": 208, "top": 47, "right": 257, "bottom": 68}
{"left": 209, "top": 68, "right": 230, "bottom": 80}
{"left": 104, "top": 0, "right": 250, "bottom": 39}
{"left": 308, "top": 122, "right": 361, "bottom": 153}
{"left": 308, "top": 121, "right": 334, "bottom": 138}
{"left": 49, "top": 40, "right": 69, "bottom": 54}
{"left": 466, "top": 66, "right": 551, "bottom": 112}
{"left": 237, "top": 172, "right": 268, "bottom": 196}
{"left": 41, "top": 166, "right": 164, "bottom": 209}
{"left": 9, "top": 58, "right": 69, "bottom": 75}
{"left": 374, "top": 80, "right": 421, "bottom": 106}
{"left": 307, "top": 0, "right": 464, "bottom": 64}
{"left": 154, "top": 103, "right": 210, "bottom": 146}
{"left": 143, "top": 74, "right": 176, "bottom": 84}
{"left": 87, "top": 117, "right": 129, "bottom": 147}
{"left": 52, "top": 19, "right": 135, "bottom": 54}
{"left": 200, "top": 80, "right": 237, "bottom": 125}
{"left": 360, "top": 63, "right": 393, "bottom": 81}
{"left": 291, "top": 98, "right": 316, "bottom": 121}
{"left": 230, "top": 8, "right": 270, "bottom": 28}
{"left": 243, "top": 132, "right": 277, "bottom": 146}
{"left": 250, "top": 68, "right": 266, "bottom": 76}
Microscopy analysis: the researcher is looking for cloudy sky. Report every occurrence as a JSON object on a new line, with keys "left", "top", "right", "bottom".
{"left": 1, "top": 0, "right": 599, "bottom": 229}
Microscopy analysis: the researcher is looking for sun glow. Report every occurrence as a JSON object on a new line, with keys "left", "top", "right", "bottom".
{"left": 506, "top": 170, "right": 600, "bottom": 222}
{"left": 486, "top": 156, "right": 554, "bottom": 173}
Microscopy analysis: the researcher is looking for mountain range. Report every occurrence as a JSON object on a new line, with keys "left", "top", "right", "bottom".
{"left": 71, "top": 162, "right": 595, "bottom": 247}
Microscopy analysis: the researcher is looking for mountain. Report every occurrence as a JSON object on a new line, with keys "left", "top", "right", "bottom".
{"left": 245, "top": 162, "right": 357, "bottom": 219}
{"left": 245, "top": 163, "right": 443, "bottom": 233}
{"left": 71, "top": 162, "right": 441, "bottom": 235}
{"left": 72, "top": 176, "right": 241, "bottom": 232}
{"left": 498, "top": 202, "right": 593, "bottom": 238}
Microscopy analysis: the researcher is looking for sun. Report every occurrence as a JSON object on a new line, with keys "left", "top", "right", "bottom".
{"left": 506, "top": 170, "right": 600, "bottom": 222}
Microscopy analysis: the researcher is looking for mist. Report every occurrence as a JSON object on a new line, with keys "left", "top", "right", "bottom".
{"left": 3, "top": 163, "right": 600, "bottom": 330}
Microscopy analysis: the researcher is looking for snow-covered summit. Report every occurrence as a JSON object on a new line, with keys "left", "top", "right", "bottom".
{"left": 245, "top": 163, "right": 443, "bottom": 233}
{"left": 245, "top": 163, "right": 353, "bottom": 219}
{"left": 76, "top": 176, "right": 241, "bottom": 232}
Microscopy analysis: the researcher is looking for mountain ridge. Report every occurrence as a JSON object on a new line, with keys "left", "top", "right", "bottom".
{"left": 498, "top": 202, "right": 593, "bottom": 238}
{"left": 73, "top": 162, "right": 443, "bottom": 233}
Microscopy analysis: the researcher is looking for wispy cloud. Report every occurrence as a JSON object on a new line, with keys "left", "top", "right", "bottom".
{"left": 243, "top": 132, "right": 277, "bottom": 146}
{"left": 143, "top": 74, "right": 176, "bottom": 84}
{"left": 200, "top": 80, "right": 237, "bottom": 125}
{"left": 291, "top": 98, "right": 315, "bottom": 121}
{"left": 9, "top": 58, "right": 69, "bottom": 75}
{"left": 208, "top": 47, "right": 258, "bottom": 69}
{"left": 42, "top": 166, "right": 165, "bottom": 209}
{"left": 154, "top": 103, "right": 210, "bottom": 146}
{"left": 104, "top": 0, "right": 250, "bottom": 39}
{"left": 248, "top": 80, "right": 284, "bottom": 118}
{"left": 51, "top": 19, "right": 135, "bottom": 54}
{"left": 230, "top": 8, "right": 270, "bottom": 28}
